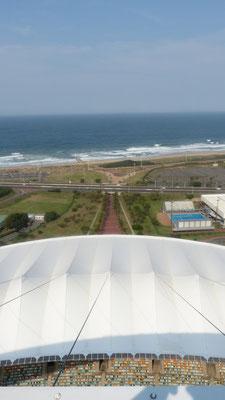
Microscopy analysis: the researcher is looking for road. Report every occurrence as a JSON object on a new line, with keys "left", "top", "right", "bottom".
{"left": 0, "top": 181, "right": 224, "bottom": 194}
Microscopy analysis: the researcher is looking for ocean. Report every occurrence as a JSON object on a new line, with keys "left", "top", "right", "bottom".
{"left": 0, "top": 113, "right": 225, "bottom": 167}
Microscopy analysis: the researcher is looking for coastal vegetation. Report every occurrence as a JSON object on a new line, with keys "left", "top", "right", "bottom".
{"left": 3, "top": 213, "right": 29, "bottom": 231}
{"left": 100, "top": 159, "right": 155, "bottom": 168}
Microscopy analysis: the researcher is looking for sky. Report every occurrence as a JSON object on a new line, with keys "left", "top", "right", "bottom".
{"left": 0, "top": 0, "right": 225, "bottom": 115}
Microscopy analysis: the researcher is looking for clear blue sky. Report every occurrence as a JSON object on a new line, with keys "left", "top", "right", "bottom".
{"left": 0, "top": 0, "right": 225, "bottom": 115}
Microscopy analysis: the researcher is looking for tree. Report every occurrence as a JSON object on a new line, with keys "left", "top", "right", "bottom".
{"left": 44, "top": 211, "right": 59, "bottom": 223}
{"left": 192, "top": 181, "right": 202, "bottom": 187}
{"left": 3, "top": 213, "right": 28, "bottom": 231}
{"left": 0, "top": 187, "right": 12, "bottom": 198}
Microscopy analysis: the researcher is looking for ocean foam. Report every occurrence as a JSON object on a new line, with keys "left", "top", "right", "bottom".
{"left": 1, "top": 141, "right": 225, "bottom": 166}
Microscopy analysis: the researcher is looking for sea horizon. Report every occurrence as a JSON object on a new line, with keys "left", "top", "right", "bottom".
{"left": 1, "top": 112, "right": 225, "bottom": 167}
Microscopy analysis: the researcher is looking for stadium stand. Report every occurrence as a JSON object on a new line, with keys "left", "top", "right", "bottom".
{"left": 1, "top": 356, "right": 225, "bottom": 387}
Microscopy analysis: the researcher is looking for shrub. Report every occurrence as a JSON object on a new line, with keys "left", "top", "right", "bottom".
{"left": 3, "top": 213, "right": 28, "bottom": 231}
{"left": 17, "top": 232, "right": 29, "bottom": 239}
{"left": 0, "top": 187, "right": 12, "bottom": 198}
{"left": 64, "top": 217, "right": 70, "bottom": 223}
{"left": 186, "top": 194, "right": 194, "bottom": 199}
{"left": 151, "top": 216, "right": 160, "bottom": 226}
{"left": 58, "top": 223, "right": 66, "bottom": 228}
{"left": 192, "top": 181, "right": 202, "bottom": 187}
{"left": 48, "top": 188, "right": 61, "bottom": 193}
{"left": 80, "top": 178, "right": 85, "bottom": 183}
{"left": 132, "top": 223, "right": 143, "bottom": 231}
{"left": 81, "top": 225, "right": 89, "bottom": 234}
{"left": 149, "top": 193, "right": 161, "bottom": 201}
{"left": 44, "top": 211, "right": 59, "bottom": 223}
{"left": 95, "top": 178, "right": 102, "bottom": 183}
{"left": 38, "top": 230, "right": 43, "bottom": 234}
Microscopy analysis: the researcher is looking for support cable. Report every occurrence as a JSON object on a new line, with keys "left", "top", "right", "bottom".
{"left": 159, "top": 276, "right": 225, "bottom": 336}
{"left": 53, "top": 272, "right": 110, "bottom": 386}
{"left": 0, "top": 275, "right": 62, "bottom": 309}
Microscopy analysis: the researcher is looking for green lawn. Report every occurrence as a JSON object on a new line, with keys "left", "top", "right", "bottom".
{"left": 11, "top": 191, "right": 104, "bottom": 244}
{"left": 0, "top": 191, "right": 74, "bottom": 215}
{"left": 46, "top": 167, "right": 109, "bottom": 184}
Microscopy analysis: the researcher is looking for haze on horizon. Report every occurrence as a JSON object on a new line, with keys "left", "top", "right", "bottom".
{"left": 0, "top": 0, "right": 225, "bottom": 116}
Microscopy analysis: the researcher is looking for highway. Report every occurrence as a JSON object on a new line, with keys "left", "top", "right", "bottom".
{"left": 0, "top": 181, "right": 224, "bottom": 194}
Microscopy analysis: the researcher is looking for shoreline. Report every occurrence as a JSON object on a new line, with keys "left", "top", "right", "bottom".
{"left": 0, "top": 149, "right": 225, "bottom": 170}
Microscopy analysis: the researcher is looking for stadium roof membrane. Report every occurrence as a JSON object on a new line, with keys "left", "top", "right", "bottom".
{"left": 0, "top": 235, "right": 225, "bottom": 363}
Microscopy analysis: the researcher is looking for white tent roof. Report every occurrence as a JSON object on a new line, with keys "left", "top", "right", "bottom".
{"left": 0, "top": 235, "right": 225, "bottom": 362}
{"left": 201, "top": 193, "right": 225, "bottom": 219}
{"left": 164, "top": 201, "right": 194, "bottom": 212}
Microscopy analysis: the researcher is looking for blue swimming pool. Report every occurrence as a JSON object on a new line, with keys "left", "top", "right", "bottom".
{"left": 170, "top": 213, "right": 206, "bottom": 223}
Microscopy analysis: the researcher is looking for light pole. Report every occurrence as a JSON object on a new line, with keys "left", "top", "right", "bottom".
{"left": 216, "top": 197, "right": 220, "bottom": 222}
{"left": 168, "top": 200, "right": 173, "bottom": 229}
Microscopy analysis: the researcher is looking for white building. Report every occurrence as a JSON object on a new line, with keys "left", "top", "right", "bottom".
{"left": 163, "top": 200, "right": 195, "bottom": 213}
{"left": 35, "top": 214, "right": 45, "bottom": 221}
{"left": 28, "top": 213, "right": 45, "bottom": 222}
{"left": 0, "top": 235, "right": 225, "bottom": 363}
{"left": 201, "top": 194, "right": 225, "bottom": 223}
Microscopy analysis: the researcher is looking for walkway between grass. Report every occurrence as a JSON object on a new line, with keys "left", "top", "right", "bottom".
{"left": 100, "top": 194, "right": 122, "bottom": 234}
{"left": 87, "top": 203, "right": 102, "bottom": 235}
{"left": 119, "top": 196, "right": 134, "bottom": 235}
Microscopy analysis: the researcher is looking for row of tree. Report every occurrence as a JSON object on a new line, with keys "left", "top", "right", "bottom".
{"left": 2, "top": 211, "right": 59, "bottom": 231}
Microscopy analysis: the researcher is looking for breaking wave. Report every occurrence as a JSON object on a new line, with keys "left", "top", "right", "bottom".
{"left": 1, "top": 141, "right": 225, "bottom": 167}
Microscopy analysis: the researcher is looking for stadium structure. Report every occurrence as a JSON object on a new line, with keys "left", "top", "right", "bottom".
{"left": 201, "top": 193, "right": 225, "bottom": 225}
{"left": 0, "top": 235, "right": 225, "bottom": 387}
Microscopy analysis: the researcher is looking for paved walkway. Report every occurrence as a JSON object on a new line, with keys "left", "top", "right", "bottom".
{"left": 100, "top": 195, "right": 122, "bottom": 234}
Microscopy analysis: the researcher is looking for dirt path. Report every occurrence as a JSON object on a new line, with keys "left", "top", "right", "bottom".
{"left": 100, "top": 194, "right": 122, "bottom": 234}
{"left": 157, "top": 212, "right": 171, "bottom": 227}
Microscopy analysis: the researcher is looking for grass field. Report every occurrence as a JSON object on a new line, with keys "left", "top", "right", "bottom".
{"left": 127, "top": 170, "right": 149, "bottom": 184}
{"left": 46, "top": 166, "right": 108, "bottom": 183}
{"left": 10, "top": 191, "right": 104, "bottom": 244}
{"left": 0, "top": 191, "right": 74, "bottom": 215}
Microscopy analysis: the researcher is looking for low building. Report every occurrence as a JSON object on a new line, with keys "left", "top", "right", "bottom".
{"left": 35, "top": 214, "right": 45, "bottom": 221}
{"left": 163, "top": 200, "right": 195, "bottom": 213}
{"left": 28, "top": 213, "right": 45, "bottom": 222}
{"left": 171, "top": 213, "right": 213, "bottom": 231}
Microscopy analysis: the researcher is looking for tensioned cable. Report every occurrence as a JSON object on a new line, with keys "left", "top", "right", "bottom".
{"left": 159, "top": 276, "right": 225, "bottom": 336}
{"left": 200, "top": 275, "right": 225, "bottom": 288}
{"left": 0, "top": 274, "right": 62, "bottom": 309}
{"left": 53, "top": 272, "right": 110, "bottom": 387}
{"left": 0, "top": 275, "right": 30, "bottom": 286}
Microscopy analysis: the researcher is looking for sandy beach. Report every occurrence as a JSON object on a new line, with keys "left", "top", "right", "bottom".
{"left": 0, "top": 149, "right": 225, "bottom": 173}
